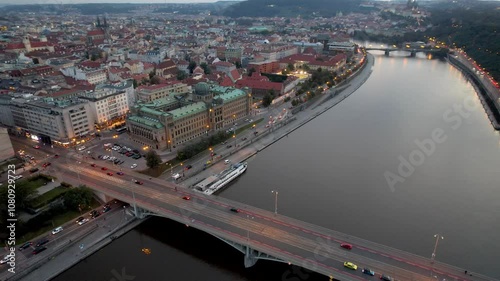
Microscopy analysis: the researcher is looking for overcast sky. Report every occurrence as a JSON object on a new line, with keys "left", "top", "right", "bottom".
{"left": 0, "top": 0, "right": 224, "bottom": 4}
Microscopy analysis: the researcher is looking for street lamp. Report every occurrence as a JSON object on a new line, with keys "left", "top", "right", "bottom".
{"left": 431, "top": 234, "right": 444, "bottom": 263}
{"left": 271, "top": 190, "right": 278, "bottom": 215}
{"left": 168, "top": 140, "right": 171, "bottom": 152}
{"left": 232, "top": 134, "right": 236, "bottom": 149}
{"left": 246, "top": 215, "right": 254, "bottom": 242}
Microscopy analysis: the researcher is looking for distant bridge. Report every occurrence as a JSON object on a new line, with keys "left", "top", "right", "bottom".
{"left": 364, "top": 47, "right": 445, "bottom": 57}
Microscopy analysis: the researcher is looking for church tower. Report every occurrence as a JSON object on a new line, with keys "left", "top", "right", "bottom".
{"left": 22, "top": 35, "right": 32, "bottom": 52}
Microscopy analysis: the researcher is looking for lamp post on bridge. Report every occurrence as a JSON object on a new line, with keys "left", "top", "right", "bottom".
{"left": 246, "top": 215, "right": 254, "bottom": 242}
{"left": 271, "top": 190, "right": 278, "bottom": 215}
{"left": 431, "top": 234, "right": 444, "bottom": 263}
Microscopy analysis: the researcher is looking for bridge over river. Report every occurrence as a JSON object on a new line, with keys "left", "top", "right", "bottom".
{"left": 56, "top": 159, "right": 497, "bottom": 281}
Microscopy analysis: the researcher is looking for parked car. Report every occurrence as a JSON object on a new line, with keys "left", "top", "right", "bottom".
{"left": 132, "top": 179, "right": 143, "bottom": 185}
{"left": 51, "top": 226, "right": 63, "bottom": 235}
{"left": 90, "top": 210, "right": 100, "bottom": 218}
{"left": 33, "top": 145, "right": 40, "bottom": 149}
{"left": 131, "top": 164, "right": 137, "bottom": 169}
{"left": 103, "top": 206, "right": 111, "bottom": 213}
{"left": 76, "top": 217, "right": 85, "bottom": 224}
{"left": 107, "top": 172, "right": 113, "bottom": 176}
{"left": 78, "top": 218, "right": 90, "bottom": 225}
{"left": 340, "top": 243, "right": 352, "bottom": 250}
{"left": 185, "top": 165, "right": 192, "bottom": 170}
{"left": 29, "top": 168, "right": 39, "bottom": 173}
{"left": 230, "top": 207, "right": 239, "bottom": 213}
{"left": 42, "top": 162, "right": 51, "bottom": 168}
{"left": 117, "top": 172, "right": 124, "bottom": 175}
{"left": 19, "top": 242, "right": 32, "bottom": 251}
{"left": 90, "top": 164, "right": 96, "bottom": 167}
{"left": 380, "top": 275, "right": 393, "bottom": 281}
{"left": 224, "top": 159, "right": 231, "bottom": 164}
{"left": 226, "top": 145, "right": 232, "bottom": 148}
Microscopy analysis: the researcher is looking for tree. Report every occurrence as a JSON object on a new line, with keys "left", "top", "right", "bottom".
{"left": 287, "top": 63, "right": 295, "bottom": 71}
{"left": 145, "top": 150, "right": 162, "bottom": 169}
{"left": 149, "top": 70, "right": 155, "bottom": 80}
{"left": 200, "top": 62, "right": 211, "bottom": 74}
{"left": 132, "top": 79, "right": 138, "bottom": 89}
{"left": 262, "top": 94, "right": 273, "bottom": 107}
{"left": 63, "top": 186, "right": 93, "bottom": 211}
{"left": 150, "top": 76, "right": 160, "bottom": 85}
{"left": 188, "top": 61, "right": 197, "bottom": 74}
{"left": 235, "top": 61, "right": 242, "bottom": 69}
{"left": 248, "top": 67, "right": 256, "bottom": 77}
{"left": 90, "top": 54, "right": 98, "bottom": 61}
{"left": 177, "top": 70, "right": 188, "bottom": 80}
{"left": 141, "top": 77, "right": 149, "bottom": 85}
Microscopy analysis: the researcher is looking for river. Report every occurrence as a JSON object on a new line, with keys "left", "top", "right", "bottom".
{"left": 53, "top": 52, "right": 500, "bottom": 281}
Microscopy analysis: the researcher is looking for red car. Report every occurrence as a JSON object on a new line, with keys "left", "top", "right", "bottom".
{"left": 101, "top": 167, "right": 107, "bottom": 171}
{"left": 91, "top": 164, "right": 96, "bottom": 167}
{"left": 340, "top": 243, "right": 352, "bottom": 250}
{"left": 182, "top": 196, "right": 190, "bottom": 200}
{"left": 107, "top": 172, "right": 113, "bottom": 176}
{"left": 33, "top": 145, "right": 40, "bottom": 149}
{"left": 132, "top": 179, "right": 143, "bottom": 185}
{"left": 42, "top": 162, "right": 51, "bottom": 168}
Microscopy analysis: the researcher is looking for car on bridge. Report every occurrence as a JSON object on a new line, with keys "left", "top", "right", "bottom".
{"left": 340, "top": 243, "right": 352, "bottom": 250}
{"left": 230, "top": 207, "right": 239, "bottom": 213}
{"left": 101, "top": 167, "right": 108, "bottom": 171}
{"left": 182, "top": 196, "right": 190, "bottom": 200}
{"left": 35, "top": 238, "right": 49, "bottom": 247}
{"left": 107, "top": 172, "right": 113, "bottom": 176}
{"left": 91, "top": 164, "right": 96, "bottom": 167}
{"left": 132, "top": 179, "right": 143, "bottom": 185}
{"left": 32, "top": 246, "right": 47, "bottom": 255}
{"left": 343, "top": 261, "right": 357, "bottom": 270}
{"left": 362, "top": 268, "right": 375, "bottom": 276}
{"left": 380, "top": 275, "right": 393, "bottom": 281}
{"left": 76, "top": 217, "right": 85, "bottom": 224}
{"left": 33, "top": 145, "right": 40, "bottom": 149}
{"left": 117, "top": 172, "right": 124, "bottom": 175}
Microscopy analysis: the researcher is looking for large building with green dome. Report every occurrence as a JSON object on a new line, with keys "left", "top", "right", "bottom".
{"left": 126, "top": 83, "right": 252, "bottom": 150}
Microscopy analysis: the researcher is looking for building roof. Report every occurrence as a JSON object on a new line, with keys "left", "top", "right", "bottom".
{"left": 170, "top": 101, "right": 206, "bottom": 121}
{"left": 128, "top": 115, "right": 164, "bottom": 129}
{"left": 211, "top": 85, "right": 248, "bottom": 103}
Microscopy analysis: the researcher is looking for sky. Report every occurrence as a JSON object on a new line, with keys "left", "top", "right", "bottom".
{"left": 0, "top": 0, "right": 226, "bottom": 4}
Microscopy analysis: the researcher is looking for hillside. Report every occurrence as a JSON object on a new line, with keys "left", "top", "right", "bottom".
{"left": 223, "top": 0, "right": 363, "bottom": 18}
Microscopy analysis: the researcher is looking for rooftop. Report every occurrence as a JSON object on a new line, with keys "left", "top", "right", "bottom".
{"left": 127, "top": 115, "right": 164, "bottom": 129}
{"left": 170, "top": 101, "right": 206, "bottom": 121}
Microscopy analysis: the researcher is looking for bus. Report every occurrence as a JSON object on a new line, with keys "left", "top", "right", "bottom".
{"left": 116, "top": 127, "right": 127, "bottom": 134}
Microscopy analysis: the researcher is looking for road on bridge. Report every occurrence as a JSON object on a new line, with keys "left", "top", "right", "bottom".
{"left": 50, "top": 157, "right": 496, "bottom": 281}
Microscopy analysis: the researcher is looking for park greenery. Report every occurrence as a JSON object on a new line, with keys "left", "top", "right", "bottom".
{"left": 177, "top": 131, "right": 231, "bottom": 161}
{"left": 145, "top": 150, "right": 162, "bottom": 169}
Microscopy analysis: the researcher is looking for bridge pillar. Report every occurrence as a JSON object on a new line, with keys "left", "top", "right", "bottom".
{"left": 384, "top": 50, "right": 390, "bottom": 56}
{"left": 131, "top": 205, "right": 147, "bottom": 219}
{"left": 244, "top": 246, "right": 258, "bottom": 268}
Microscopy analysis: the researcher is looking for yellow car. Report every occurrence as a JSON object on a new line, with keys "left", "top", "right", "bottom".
{"left": 343, "top": 262, "right": 358, "bottom": 270}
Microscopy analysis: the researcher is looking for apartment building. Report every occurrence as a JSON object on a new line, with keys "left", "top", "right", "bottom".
{"left": 9, "top": 97, "right": 94, "bottom": 145}
{"left": 136, "top": 82, "right": 190, "bottom": 103}
{"left": 78, "top": 88, "right": 129, "bottom": 128}
{"left": 60, "top": 66, "right": 107, "bottom": 85}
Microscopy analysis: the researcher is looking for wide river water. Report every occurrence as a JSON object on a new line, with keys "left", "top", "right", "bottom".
{"left": 53, "top": 52, "right": 500, "bottom": 281}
